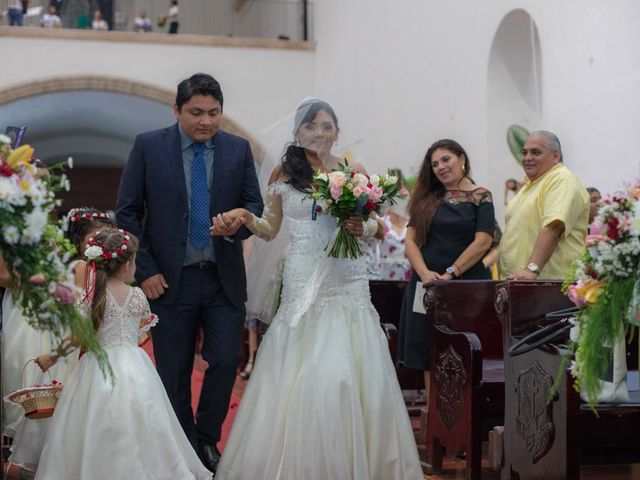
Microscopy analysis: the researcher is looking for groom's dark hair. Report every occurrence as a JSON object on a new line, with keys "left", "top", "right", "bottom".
{"left": 175, "top": 73, "right": 224, "bottom": 111}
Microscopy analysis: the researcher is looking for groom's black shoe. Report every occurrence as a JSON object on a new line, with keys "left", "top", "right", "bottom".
{"left": 198, "top": 440, "right": 221, "bottom": 475}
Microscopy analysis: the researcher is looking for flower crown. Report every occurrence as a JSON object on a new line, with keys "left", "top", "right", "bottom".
{"left": 84, "top": 230, "right": 130, "bottom": 262}
{"left": 67, "top": 208, "right": 111, "bottom": 223}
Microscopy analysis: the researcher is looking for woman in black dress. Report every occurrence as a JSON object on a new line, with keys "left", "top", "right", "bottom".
{"left": 398, "top": 139, "right": 495, "bottom": 403}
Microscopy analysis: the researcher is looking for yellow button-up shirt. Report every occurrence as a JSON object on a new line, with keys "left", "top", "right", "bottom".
{"left": 499, "top": 163, "right": 589, "bottom": 279}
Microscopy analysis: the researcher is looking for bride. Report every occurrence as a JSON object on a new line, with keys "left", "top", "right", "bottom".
{"left": 211, "top": 99, "right": 422, "bottom": 480}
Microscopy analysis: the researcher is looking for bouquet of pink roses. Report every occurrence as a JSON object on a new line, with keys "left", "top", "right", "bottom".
{"left": 309, "top": 161, "right": 399, "bottom": 259}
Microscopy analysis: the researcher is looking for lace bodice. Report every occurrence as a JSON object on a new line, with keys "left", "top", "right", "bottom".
{"left": 247, "top": 181, "right": 371, "bottom": 325}
{"left": 96, "top": 287, "right": 151, "bottom": 348}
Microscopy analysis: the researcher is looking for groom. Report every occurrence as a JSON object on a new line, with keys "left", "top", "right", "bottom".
{"left": 116, "top": 73, "right": 263, "bottom": 473}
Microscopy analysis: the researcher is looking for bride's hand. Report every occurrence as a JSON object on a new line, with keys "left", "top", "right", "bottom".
{"left": 342, "top": 215, "right": 364, "bottom": 237}
{"left": 211, "top": 209, "right": 248, "bottom": 236}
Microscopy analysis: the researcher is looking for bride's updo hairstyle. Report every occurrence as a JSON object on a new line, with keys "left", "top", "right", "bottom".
{"left": 84, "top": 229, "right": 139, "bottom": 329}
{"left": 282, "top": 99, "right": 339, "bottom": 193}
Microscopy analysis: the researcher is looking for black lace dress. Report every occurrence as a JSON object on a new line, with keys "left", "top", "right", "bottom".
{"left": 398, "top": 188, "right": 495, "bottom": 370}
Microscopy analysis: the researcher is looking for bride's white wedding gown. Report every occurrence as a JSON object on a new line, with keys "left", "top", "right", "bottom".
{"left": 216, "top": 180, "right": 422, "bottom": 480}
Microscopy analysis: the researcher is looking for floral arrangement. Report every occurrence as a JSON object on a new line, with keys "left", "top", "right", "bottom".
{"left": 564, "top": 180, "right": 640, "bottom": 406}
{"left": 309, "top": 161, "right": 399, "bottom": 258}
{"left": 0, "top": 135, "right": 111, "bottom": 378}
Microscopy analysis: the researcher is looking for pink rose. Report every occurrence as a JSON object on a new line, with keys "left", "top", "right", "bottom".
{"left": 55, "top": 283, "right": 76, "bottom": 305}
{"left": 587, "top": 221, "right": 602, "bottom": 235}
{"left": 330, "top": 185, "right": 342, "bottom": 201}
{"left": 352, "top": 186, "right": 364, "bottom": 198}
{"left": 567, "top": 284, "right": 586, "bottom": 308}
{"left": 369, "top": 186, "right": 383, "bottom": 201}
{"left": 328, "top": 171, "right": 346, "bottom": 188}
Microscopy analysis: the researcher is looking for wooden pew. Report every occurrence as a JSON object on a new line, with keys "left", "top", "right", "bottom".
{"left": 496, "top": 280, "right": 640, "bottom": 480}
{"left": 369, "top": 280, "right": 425, "bottom": 391}
{"left": 426, "top": 280, "right": 504, "bottom": 480}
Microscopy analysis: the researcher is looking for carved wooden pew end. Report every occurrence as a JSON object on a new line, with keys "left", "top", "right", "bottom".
{"left": 426, "top": 280, "right": 505, "bottom": 480}
{"left": 499, "top": 280, "right": 640, "bottom": 479}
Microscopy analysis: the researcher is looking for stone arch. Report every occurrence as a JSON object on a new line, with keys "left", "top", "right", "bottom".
{"left": 0, "top": 74, "right": 264, "bottom": 160}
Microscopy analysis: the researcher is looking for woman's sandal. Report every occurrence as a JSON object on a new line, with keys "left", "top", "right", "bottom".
{"left": 239, "top": 360, "right": 254, "bottom": 380}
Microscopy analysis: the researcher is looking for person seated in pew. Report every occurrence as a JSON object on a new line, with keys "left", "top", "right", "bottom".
{"left": 499, "top": 131, "right": 589, "bottom": 280}
{"left": 398, "top": 139, "right": 495, "bottom": 405}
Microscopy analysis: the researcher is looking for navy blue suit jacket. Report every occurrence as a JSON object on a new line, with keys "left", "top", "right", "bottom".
{"left": 116, "top": 124, "right": 264, "bottom": 306}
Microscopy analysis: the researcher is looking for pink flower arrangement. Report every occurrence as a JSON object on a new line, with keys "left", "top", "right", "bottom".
{"left": 54, "top": 282, "right": 77, "bottom": 305}
{"left": 309, "top": 162, "right": 399, "bottom": 258}
{"left": 563, "top": 179, "right": 640, "bottom": 406}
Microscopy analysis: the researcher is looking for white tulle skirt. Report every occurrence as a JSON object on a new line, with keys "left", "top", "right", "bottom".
{"left": 216, "top": 296, "right": 422, "bottom": 480}
{"left": 35, "top": 344, "right": 212, "bottom": 480}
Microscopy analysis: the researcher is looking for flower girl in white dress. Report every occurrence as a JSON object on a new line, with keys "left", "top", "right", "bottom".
{"left": 213, "top": 99, "right": 422, "bottom": 480}
{"left": 34, "top": 228, "right": 212, "bottom": 480}
{"left": 5, "top": 207, "right": 113, "bottom": 472}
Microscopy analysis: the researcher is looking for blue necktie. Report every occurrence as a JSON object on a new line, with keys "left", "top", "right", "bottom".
{"left": 190, "top": 142, "right": 210, "bottom": 248}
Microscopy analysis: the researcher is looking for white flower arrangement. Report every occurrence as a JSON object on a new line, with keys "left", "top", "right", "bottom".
{"left": 564, "top": 180, "right": 640, "bottom": 407}
{"left": 0, "top": 142, "right": 113, "bottom": 380}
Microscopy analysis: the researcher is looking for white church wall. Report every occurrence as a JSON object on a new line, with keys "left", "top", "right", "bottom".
{"left": 313, "top": 0, "right": 640, "bottom": 224}
{"left": 2, "top": 1, "right": 639, "bottom": 207}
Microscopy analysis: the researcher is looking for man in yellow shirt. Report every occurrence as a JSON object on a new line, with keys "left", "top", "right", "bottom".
{"left": 499, "top": 131, "right": 589, "bottom": 280}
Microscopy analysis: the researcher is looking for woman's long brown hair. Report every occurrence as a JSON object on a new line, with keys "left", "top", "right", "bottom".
{"left": 87, "top": 229, "right": 139, "bottom": 330}
{"left": 408, "top": 139, "right": 471, "bottom": 247}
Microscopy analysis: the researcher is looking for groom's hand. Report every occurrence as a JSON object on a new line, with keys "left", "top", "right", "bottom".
{"left": 211, "top": 212, "right": 245, "bottom": 236}
{"left": 141, "top": 274, "right": 169, "bottom": 299}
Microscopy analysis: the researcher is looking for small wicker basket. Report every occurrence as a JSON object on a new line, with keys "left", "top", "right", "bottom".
{"left": 4, "top": 359, "right": 63, "bottom": 419}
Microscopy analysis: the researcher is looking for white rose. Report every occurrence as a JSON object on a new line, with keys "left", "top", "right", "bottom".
{"left": 354, "top": 173, "right": 368, "bottom": 186}
{"left": 85, "top": 245, "right": 104, "bottom": 261}
{"left": 384, "top": 175, "right": 398, "bottom": 187}
{"left": 369, "top": 174, "right": 380, "bottom": 186}
{"left": 0, "top": 134, "right": 11, "bottom": 144}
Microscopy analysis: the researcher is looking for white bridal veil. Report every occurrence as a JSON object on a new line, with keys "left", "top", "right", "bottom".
{"left": 244, "top": 98, "right": 363, "bottom": 324}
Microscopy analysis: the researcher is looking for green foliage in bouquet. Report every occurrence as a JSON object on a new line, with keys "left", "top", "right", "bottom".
{"left": 0, "top": 138, "right": 112, "bottom": 380}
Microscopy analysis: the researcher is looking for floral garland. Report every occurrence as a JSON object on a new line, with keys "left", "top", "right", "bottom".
{"left": 0, "top": 136, "right": 111, "bottom": 379}
{"left": 82, "top": 230, "right": 131, "bottom": 305}
{"left": 67, "top": 208, "right": 111, "bottom": 223}
{"left": 84, "top": 230, "right": 130, "bottom": 262}
{"left": 564, "top": 179, "right": 640, "bottom": 407}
